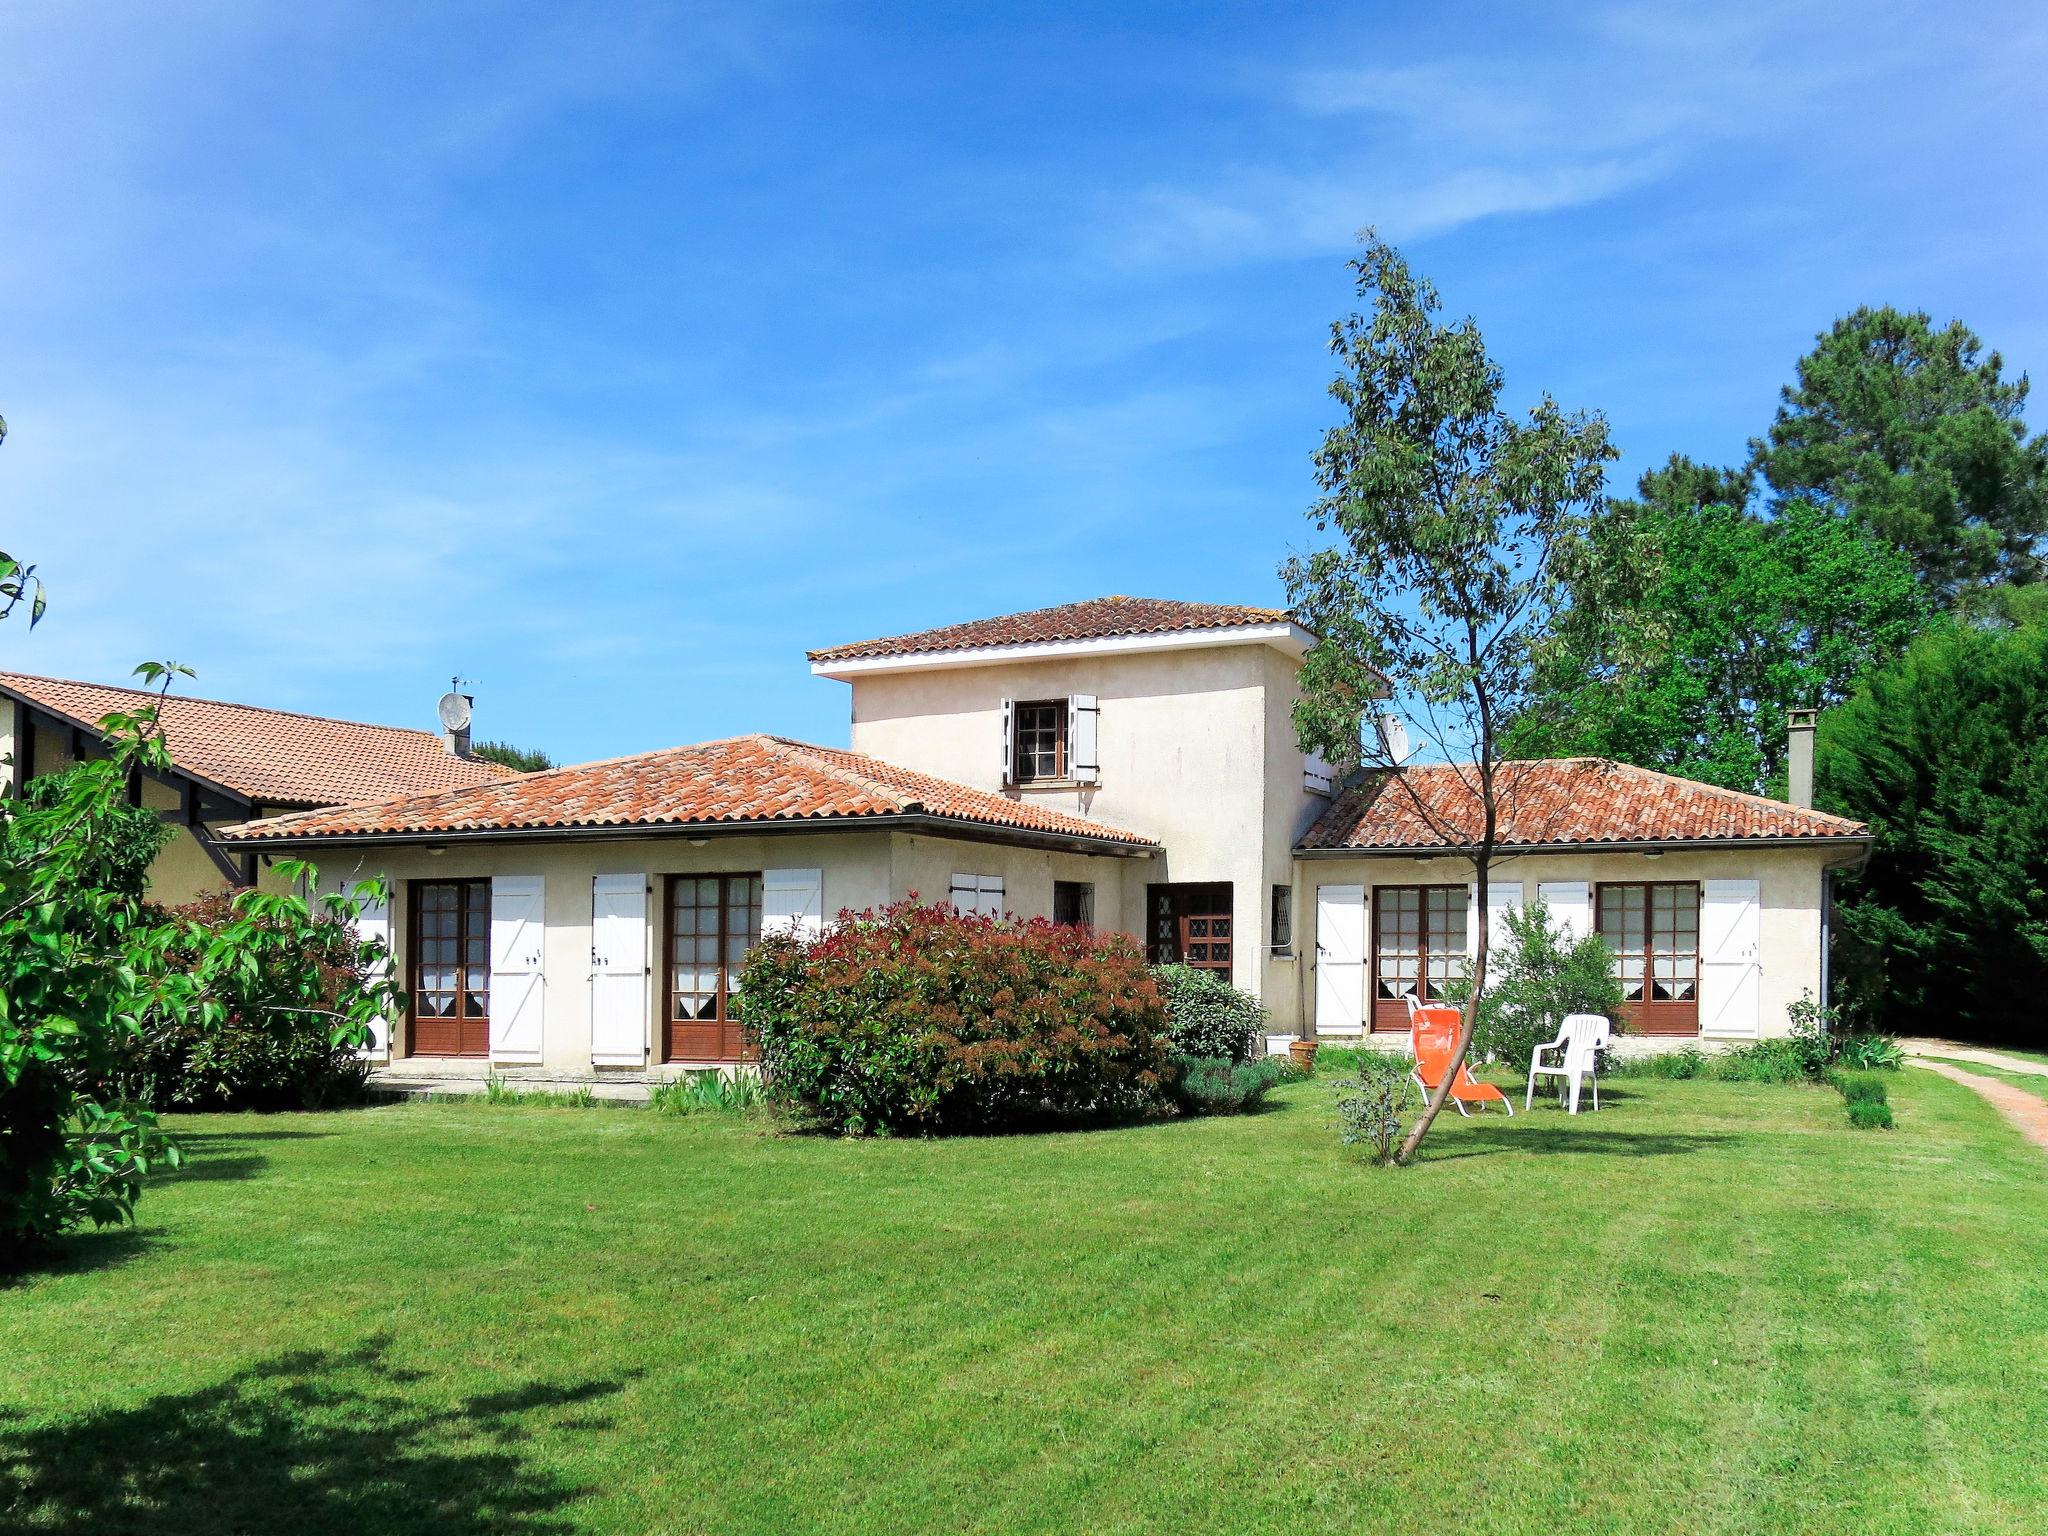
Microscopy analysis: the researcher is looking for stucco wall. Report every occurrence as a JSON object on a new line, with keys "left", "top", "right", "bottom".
{"left": 1291, "top": 845, "right": 1851, "bottom": 1044}
{"left": 329, "top": 827, "right": 1145, "bottom": 1070}
{"left": 839, "top": 641, "right": 1308, "bottom": 1004}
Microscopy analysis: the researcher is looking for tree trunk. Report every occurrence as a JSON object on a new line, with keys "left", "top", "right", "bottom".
{"left": 1394, "top": 846, "right": 1489, "bottom": 1165}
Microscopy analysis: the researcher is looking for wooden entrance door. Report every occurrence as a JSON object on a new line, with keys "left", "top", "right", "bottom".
{"left": 411, "top": 879, "right": 491, "bottom": 1057}
{"left": 1146, "top": 883, "right": 1235, "bottom": 980}
{"left": 665, "top": 874, "right": 763, "bottom": 1062}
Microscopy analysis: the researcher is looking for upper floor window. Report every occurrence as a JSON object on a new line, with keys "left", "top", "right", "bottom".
{"left": 1013, "top": 700, "right": 1066, "bottom": 781}
{"left": 1002, "top": 695, "right": 1099, "bottom": 786}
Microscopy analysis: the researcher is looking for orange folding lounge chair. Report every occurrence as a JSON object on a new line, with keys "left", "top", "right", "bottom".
{"left": 1410, "top": 1005, "right": 1514, "bottom": 1117}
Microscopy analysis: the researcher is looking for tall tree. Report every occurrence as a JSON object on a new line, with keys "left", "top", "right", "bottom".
{"left": 1817, "top": 615, "right": 2048, "bottom": 1045}
{"left": 1284, "top": 236, "right": 1613, "bottom": 1164}
{"left": 1507, "top": 457, "right": 1930, "bottom": 792}
{"left": 1753, "top": 306, "right": 2048, "bottom": 598}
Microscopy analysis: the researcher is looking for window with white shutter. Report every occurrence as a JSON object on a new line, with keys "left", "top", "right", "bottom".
{"left": 950, "top": 873, "right": 1005, "bottom": 917}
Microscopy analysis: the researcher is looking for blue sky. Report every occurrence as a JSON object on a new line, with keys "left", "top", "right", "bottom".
{"left": 3, "top": 1, "right": 2044, "bottom": 762}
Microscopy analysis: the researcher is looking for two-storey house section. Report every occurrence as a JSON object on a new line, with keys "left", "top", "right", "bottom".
{"left": 808, "top": 596, "right": 1337, "bottom": 1020}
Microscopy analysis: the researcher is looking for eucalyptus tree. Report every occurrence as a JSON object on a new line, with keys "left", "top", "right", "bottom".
{"left": 1283, "top": 237, "right": 1614, "bottom": 1164}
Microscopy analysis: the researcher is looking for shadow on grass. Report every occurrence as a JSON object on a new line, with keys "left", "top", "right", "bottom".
{"left": 0, "top": 1227, "right": 164, "bottom": 1289}
{"left": 0, "top": 1336, "right": 636, "bottom": 1535}
{"left": 1419, "top": 1121, "right": 1737, "bottom": 1161}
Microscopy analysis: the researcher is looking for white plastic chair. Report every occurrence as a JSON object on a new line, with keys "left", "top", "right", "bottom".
{"left": 1526, "top": 1013, "right": 1611, "bottom": 1114}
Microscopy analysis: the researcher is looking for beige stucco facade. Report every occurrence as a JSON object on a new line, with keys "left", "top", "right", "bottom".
{"left": 323, "top": 826, "right": 1149, "bottom": 1072}
{"left": 1290, "top": 843, "right": 1857, "bottom": 1044}
{"left": 833, "top": 631, "right": 1327, "bottom": 1011}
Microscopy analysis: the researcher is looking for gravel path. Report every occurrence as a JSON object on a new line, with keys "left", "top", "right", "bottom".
{"left": 1911, "top": 1058, "right": 2048, "bottom": 1153}
{"left": 1899, "top": 1038, "right": 2048, "bottom": 1077}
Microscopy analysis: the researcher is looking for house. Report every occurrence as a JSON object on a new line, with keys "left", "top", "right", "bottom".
{"left": 0, "top": 672, "right": 507, "bottom": 904}
{"left": 213, "top": 596, "right": 1869, "bottom": 1079}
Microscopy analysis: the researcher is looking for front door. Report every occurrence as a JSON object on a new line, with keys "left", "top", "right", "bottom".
{"left": 1147, "top": 882, "right": 1235, "bottom": 979}
{"left": 1314, "top": 884, "right": 1366, "bottom": 1036}
{"left": 411, "top": 879, "right": 491, "bottom": 1057}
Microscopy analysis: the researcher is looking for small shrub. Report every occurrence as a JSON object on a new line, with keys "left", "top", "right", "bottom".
{"left": 1610, "top": 1046, "right": 1708, "bottom": 1080}
{"left": 1836, "top": 1033, "right": 1905, "bottom": 1072}
{"left": 482, "top": 1077, "right": 600, "bottom": 1109}
{"left": 1150, "top": 965, "right": 1264, "bottom": 1062}
{"left": 740, "top": 899, "right": 1171, "bottom": 1136}
{"left": 111, "top": 892, "right": 384, "bottom": 1111}
{"left": 1831, "top": 1071, "right": 1890, "bottom": 1106}
{"left": 1467, "top": 897, "right": 1626, "bottom": 1071}
{"left": 1709, "top": 1039, "right": 1812, "bottom": 1083}
{"left": 649, "top": 1071, "right": 764, "bottom": 1116}
{"left": 1332, "top": 1052, "right": 1413, "bottom": 1163}
{"left": 1166, "top": 1055, "right": 1286, "bottom": 1116}
{"left": 1847, "top": 1097, "right": 1895, "bottom": 1129}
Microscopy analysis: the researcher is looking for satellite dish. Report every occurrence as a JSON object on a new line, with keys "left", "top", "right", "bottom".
{"left": 1376, "top": 714, "right": 1412, "bottom": 766}
{"left": 437, "top": 691, "right": 473, "bottom": 732}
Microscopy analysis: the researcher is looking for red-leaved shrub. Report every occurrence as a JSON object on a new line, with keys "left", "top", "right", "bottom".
{"left": 738, "top": 898, "right": 1171, "bottom": 1135}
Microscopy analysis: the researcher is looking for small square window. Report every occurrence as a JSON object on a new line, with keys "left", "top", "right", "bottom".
{"left": 1012, "top": 700, "right": 1066, "bottom": 783}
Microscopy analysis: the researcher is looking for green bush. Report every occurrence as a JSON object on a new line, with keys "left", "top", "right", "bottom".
{"left": 1467, "top": 897, "right": 1626, "bottom": 1070}
{"left": 1836, "top": 1033, "right": 1906, "bottom": 1071}
{"left": 110, "top": 892, "right": 382, "bottom": 1112}
{"left": 1609, "top": 1047, "right": 1709, "bottom": 1079}
{"left": 1332, "top": 1052, "right": 1414, "bottom": 1163}
{"left": 1709, "top": 1039, "right": 1812, "bottom": 1083}
{"left": 1166, "top": 1055, "right": 1287, "bottom": 1116}
{"left": 1831, "top": 1071, "right": 1891, "bottom": 1106}
{"left": 649, "top": 1071, "right": 765, "bottom": 1116}
{"left": 1847, "top": 1097, "right": 1895, "bottom": 1129}
{"left": 1150, "top": 965, "right": 1264, "bottom": 1062}
{"left": 739, "top": 900, "right": 1171, "bottom": 1136}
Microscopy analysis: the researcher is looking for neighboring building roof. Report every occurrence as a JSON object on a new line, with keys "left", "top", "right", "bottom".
{"left": 1297, "top": 758, "right": 1868, "bottom": 853}
{"left": 807, "top": 595, "right": 1299, "bottom": 664}
{"left": 218, "top": 734, "right": 1159, "bottom": 851}
{"left": 0, "top": 672, "right": 509, "bottom": 808}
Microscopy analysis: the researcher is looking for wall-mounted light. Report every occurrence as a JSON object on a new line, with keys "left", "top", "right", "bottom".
{"left": 687, "top": 838, "right": 709, "bottom": 848}
{"left": 427, "top": 845, "right": 447, "bottom": 857}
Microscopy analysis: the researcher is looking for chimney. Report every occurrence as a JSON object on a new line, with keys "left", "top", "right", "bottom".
{"left": 1787, "top": 709, "right": 1816, "bottom": 808}
{"left": 444, "top": 720, "right": 472, "bottom": 759}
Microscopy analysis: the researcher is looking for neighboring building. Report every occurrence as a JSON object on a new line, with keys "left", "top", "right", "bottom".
{"left": 214, "top": 596, "right": 1869, "bottom": 1079}
{"left": 0, "top": 672, "right": 506, "bottom": 904}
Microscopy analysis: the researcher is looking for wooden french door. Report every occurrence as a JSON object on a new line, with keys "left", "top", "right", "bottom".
{"left": 1371, "top": 884, "right": 1467, "bottom": 1031}
{"left": 664, "top": 874, "right": 763, "bottom": 1062}
{"left": 1598, "top": 881, "right": 1701, "bottom": 1036}
{"left": 410, "top": 879, "right": 491, "bottom": 1057}
{"left": 1146, "top": 883, "right": 1235, "bottom": 979}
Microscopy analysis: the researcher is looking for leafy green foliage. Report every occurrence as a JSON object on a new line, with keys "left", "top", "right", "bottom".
{"left": 739, "top": 899, "right": 1171, "bottom": 1136}
{"left": 1836, "top": 1034, "right": 1906, "bottom": 1072}
{"left": 1165, "top": 1055, "right": 1288, "bottom": 1116}
{"left": 648, "top": 1071, "right": 765, "bottom": 1116}
{"left": 1150, "top": 963, "right": 1263, "bottom": 1062}
{"left": 470, "top": 740, "right": 555, "bottom": 774}
{"left": 480, "top": 1077, "right": 600, "bottom": 1109}
{"left": 1282, "top": 234, "right": 1613, "bottom": 1162}
{"left": 1753, "top": 306, "right": 2048, "bottom": 599}
{"left": 1846, "top": 1097, "right": 1895, "bottom": 1130}
{"left": 1608, "top": 1047, "right": 1709, "bottom": 1080}
{"left": 1707, "top": 1040, "right": 1814, "bottom": 1084}
{"left": 14, "top": 767, "right": 169, "bottom": 900}
{"left": 1466, "top": 897, "right": 1625, "bottom": 1070}
{"left": 107, "top": 891, "right": 390, "bottom": 1111}
{"left": 1817, "top": 617, "right": 2048, "bottom": 1044}
{"left": 1507, "top": 465, "right": 1931, "bottom": 792}
{"left": 1332, "top": 1051, "right": 1413, "bottom": 1163}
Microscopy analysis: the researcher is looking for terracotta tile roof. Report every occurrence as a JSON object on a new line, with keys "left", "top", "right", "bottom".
{"left": 808, "top": 595, "right": 1297, "bottom": 663}
{"left": 1297, "top": 758, "right": 1868, "bottom": 852}
{"left": 218, "top": 735, "right": 1159, "bottom": 849}
{"left": 0, "top": 672, "right": 510, "bottom": 808}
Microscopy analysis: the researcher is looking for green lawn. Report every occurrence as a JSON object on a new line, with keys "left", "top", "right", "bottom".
{"left": 6, "top": 1072, "right": 2047, "bottom": 1535}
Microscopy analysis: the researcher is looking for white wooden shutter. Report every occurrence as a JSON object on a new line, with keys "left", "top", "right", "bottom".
{"left": 1313, "top": 884, "right": 1366, "bottom": 1036}
{"left": 1537, "top": 881, "right": 1593, "bottom": 942}
{"left": 1000, "top": 698, "right": 1014, "bottom": 784}
{"left": 762, "top": 867, "right": 825, "bottom": 940}
{"left": 314, "top": 870, "right": 392, "bottom": 1060}
{"left": 1700, "top": 878, "right": 1762, "bottom": 1038}
{"left": 950, "top": 873, "right": 1004, "bottom": 917}
{"left": 1067, "top": 694, "right": 1100, "bottom": 784}
{"left": 590, "top": 874, "right": 647, "bottom": 1067}
{"left": 1482, "top": 882, "right": 1524, "bottom": 988}
{"left": 489, "top": 874, "right": 546, "bottom": 1063}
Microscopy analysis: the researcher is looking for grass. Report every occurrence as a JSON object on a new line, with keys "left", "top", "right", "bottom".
{"left": 6, "top": 1073, "right": 2048, "bottom": 1535}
